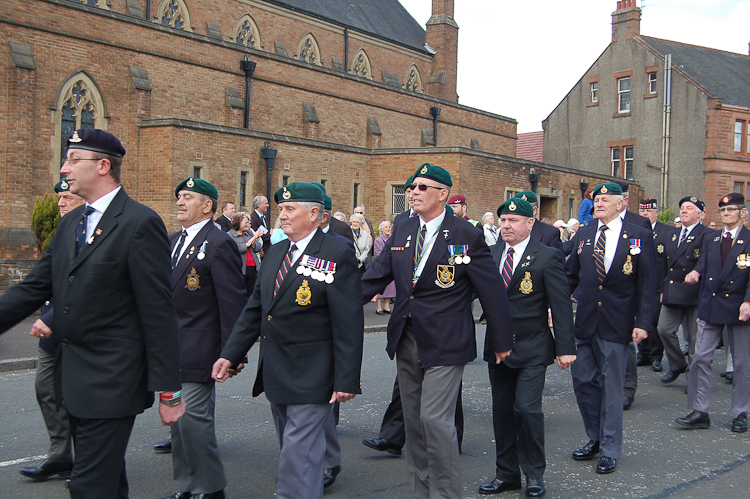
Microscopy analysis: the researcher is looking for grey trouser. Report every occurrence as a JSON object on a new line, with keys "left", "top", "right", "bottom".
{"left": 324, "top": 403, "right": 340, "bottom": 469}
{"left": 35, "top": 347, "right": 73, "bottom": 463}
{"left": 658, "top": 304, "right": 697, "bottom": 372}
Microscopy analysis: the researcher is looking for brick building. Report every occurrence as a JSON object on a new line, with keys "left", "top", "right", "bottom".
{"left": 1, "top": 0, "right": 627, "bottom": 280}
{"left": 543, "top": 0, "right": 750, "bottom": 223}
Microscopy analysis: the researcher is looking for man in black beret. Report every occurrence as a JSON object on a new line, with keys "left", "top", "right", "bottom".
{"left": 0, "top": 128, "right": 184, "bottom": 498}
{"left": 658, "top": 196, "right": 713, "bottom": 385}
{"left": 676, "top": 193, "right": 750, "bottom": 432}
{"left": 514, "top": 191, "right": 563, "bottom": 251}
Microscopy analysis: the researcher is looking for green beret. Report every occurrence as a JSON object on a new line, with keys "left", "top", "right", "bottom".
{"left": 322, "top": 194, "right": 333, "bottom": 211}
{"left": 593, "top": 182, "right": 622, "bottom": 198}
{"left": 497, "top": 198, "right": 534, "bottom": 218}
{"left": 274, "top": 182, "right": 325, "bottom": 204}
{"left": 514, "top": 190, "right": 538, "bottom": 204}
{"left": 175, "top": 177, "right": 218, "bottom": 199}
{"left": 445, "top": 204, "right": 454, "bottom": 216}
{"left": 66, "top": 129, "right": 126, "bottom": 157}
{"left": 413, "top": 163, "right": 453, "bottom": 187}
{"left": 54, "top": 177, "right": 71, "bottom": 193}
{"left": 310, "top": 181, "right": 327, "bottom": 194}
{"left": 404, "top": 174, "right": 416, "bottom": 190}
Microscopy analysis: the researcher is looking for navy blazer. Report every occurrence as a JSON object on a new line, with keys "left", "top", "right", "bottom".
{"left": 565, "top": 220, "right": 656, "bottom": 343}
{"left": 39, "top": 300, "right": 55, "bottom": 353}
{"left": 661, "top": 224, "right": 715, "bottom": 306}
{"left": 694, "top": 226, "right": 750, "bottom": 326}
{"left": 486, "top": 238, "right": 576, "bottom": 368}
{"left": 530, "top": 220, "right": 563, "bottom": 251}
{"left": 170, "top": 222, "right": 247, "bottom": 383}
{"left": 624, "top": 210, "right": 651, "bottom": 230}
{"left": 220, "top": 228, "right": 364, "bottom": 405}
{"left": 652, "top": 221, "right": 672, "bottom": 294}
{"left": 362, "top": 212, "right": 514, "bottom": 367}
{"left": 328, "top": 216, "right": 355, "bottom": 243}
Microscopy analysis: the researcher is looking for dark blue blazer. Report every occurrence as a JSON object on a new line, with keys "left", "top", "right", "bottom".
{"left": 362, "top": 212, "right": 514, "bottom": 367}
{"left": 624, "top": 210, "right": 652, "bottom": 230}
{"left": 530, "top": 220, "right": 562, "bottom": 251}
{"left": 170, "top": 221, "right": 247, "bottom": 383}
{"left": 661, "top": 224, "right": 715, "bottom": 306}
{"left": 695, "top": 226, "right": 750, "bottom": 326}
{"left": 652, "top": 221, "right": 673, "bottom": 294}
{"left": 393, "top": 209, "right": 414, "bottom": 228}
{"left": 565, "top": 220, "right": 656, "bottom": 343}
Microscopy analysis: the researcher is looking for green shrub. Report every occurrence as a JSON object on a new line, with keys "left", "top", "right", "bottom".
{"left": 658, "top": 207, "right": 675, "bottom": 225}
{"left": 31, "top": 193, "right": 60, "bottom": 253}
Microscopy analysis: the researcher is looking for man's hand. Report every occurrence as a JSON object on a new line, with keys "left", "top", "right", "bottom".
{"left": 30, "top": 319, "right": 52, "bottom": 339}
{"left": 548, "top": 310, "right": 553, "bottom": 329}
{"left": 226, "top": 363, "right": 244, "bottom": 378}
{"left": 684, "top": 270, "right": 700, "bottom": 285}
{"left": 556, "top": 355, "right": 577, "bottom": 369}
{"left": 632, "top": 328, "right": 648, "bottom": 343}
{"left": 212, "top": 358, "right": 233, "bottom": 382}
{"left": 159, "top": 399, "right": 185, "bottom": 426}
{"left": 495, "top": 350, "right": 512, "bottom": 364}
{"left": 660, "top": 293, "right": 663, "bottom": 304}
{"left": 740, "top": 302, "right": 750, "bottom": 322}
{"left": 329, "top": 392, "right": 356, "bottom": 404}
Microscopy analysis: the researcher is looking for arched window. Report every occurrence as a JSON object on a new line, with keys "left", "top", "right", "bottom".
{"left": 51, "top": 71, "right": 108, "bottom": 175}
{"left": 157, "top": 0, "right": 192, "bottom": 31}
{"left": 350, "top": 49, "right": 372, "bottom": 80}
{"left": 233, "top": 14, "right": 262, "bottom": 49}
{"left": 404, "top": 64, "right": 423, "bottom": 93}
{"left": 296, "top": 33, "right": 321, "bottom": 66}
{"left": 73, "top": 0, "right": 109, "bottom": 9}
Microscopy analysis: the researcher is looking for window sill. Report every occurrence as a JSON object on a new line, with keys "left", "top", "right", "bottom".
{"left": 644, "top": 93, "right": 658, "bottom": 99}
{"left": 586, "top": 102, "right": 599, "bottom": 107}
{"left": 613, "top": 112, "right": 631, "bottom": 118}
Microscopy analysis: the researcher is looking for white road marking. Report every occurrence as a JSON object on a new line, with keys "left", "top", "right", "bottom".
{"left": 0, "top": 455, "right": 47, "bottom": 467}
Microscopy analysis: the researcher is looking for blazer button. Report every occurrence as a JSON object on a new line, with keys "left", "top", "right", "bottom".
{"left": 598, "top": 302, "right": 602, "bottom": 307}
{"left": 62, "top": 339, "right": 69, "bottom": 346}
{"left": 731, "top": 281, "right": 734, "bottom": 284}
{"left": 726, "top": 294, "right": 730, "bottom": 298}
{"left": 709, "top": 278, "right": 713, "bottom": 281}
{"left": 63, "top": 307, "right": 69, "bottom": 313}
{"left": 69, "top": 276, "right": 75, "bottom": 282}
{"left": 599, "top": 285, "right": 603, "bottom": 290}
{"left": 410, "top": 295, "right": 414, "bottom": 300}
{"left": 670, "top": 280, "right": 673, "bottom": 284}
{"left": 267, "top": 315, "right": 272, "bottom": 321}
{"left": 44, "top": 301, "right": 50, "bottom": 306}
{"left": 713, "top": 293, "right": 716, "bottom": 296}
{"left": 682, "top": 268, "right": 686, "bottom": 271}
{"left": 670, "top": 268, "right": 674, "bottom": 271}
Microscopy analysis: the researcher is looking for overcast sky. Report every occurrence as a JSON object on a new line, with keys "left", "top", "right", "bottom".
{"left": 398, "top": 0, "right": 750, "bottom": 133}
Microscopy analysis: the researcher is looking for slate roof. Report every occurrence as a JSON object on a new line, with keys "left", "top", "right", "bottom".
{"left": 516, "top": 131, "right": 544, "bottom": 163}
{"left": 641, "top": 36, "right": 750, "bottom": 108}
{"left": 263, "top": 0, "right": 427, "bottom": 53}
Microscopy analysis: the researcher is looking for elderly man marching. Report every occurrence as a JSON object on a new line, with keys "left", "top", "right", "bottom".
{"left": 676, "top": 192, "right": 750, "bottom": 432}
{"left": 565, "top": 182, "right": 655, "bottom": 475}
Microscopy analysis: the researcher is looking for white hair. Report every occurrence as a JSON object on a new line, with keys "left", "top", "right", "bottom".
{"left": 350, "top": 213, "right": 365, "bottom": 224}
{"left": 298, "top": 201, "right": 324, "bottom": 221}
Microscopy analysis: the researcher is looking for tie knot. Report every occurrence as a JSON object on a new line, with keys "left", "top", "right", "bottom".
{"left": 508, "top": 247, "right": 514, "bottom": 255}
{"left": 289, "top": 243, "right": 298, "bottom": 253}
{"left": 726, "top": 232, "right": 733, "bottom": 239}
{"left": 600, "top": 225, "right": 608, "bottom": 232}
{"left": 83, "top": 206, "right": 95, "bottom": 217}
{"left": 181, "top": 229, "right": 187, "bottom": 236}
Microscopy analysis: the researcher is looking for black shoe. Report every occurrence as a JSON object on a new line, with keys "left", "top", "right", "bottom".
{"left": 19, "top": 459, "right": 73, "bottom": 480}
{"left": 661, "top": 366, "right": 687, "bottom": 384}
{"left": 375, "top": 309, "right": 385, "bottom": 315}
{"left": 623, "top": 397, "right": 633, "bottom": 410}
{"left": 65, "top": 478, "right": 71, "bottom": 488}
{"left": 323, "top": 466, "right": 340, "bottom": 488}
{"left": 732, "top": 413, "right": 748, "bottom": 433}
{"left": 161, "top": 493, "right": 191, "bottom": 499}
{"left": 720, "top": 371, "right": 728, "bottom": 377}
{"left": 596, "top": 456, "right": 617, "bottom": 474}
{"left": 572, "top": 440, "right": 599, "bottom": 461}
{"left": 652, "top": 360, "right": 664, "bottom": 372}
{"left": 675, "top": 410, "right": 711, "bottom": 429}
{"left": 478, "top": 479, "right": 522, "bottom": 495}
{"left": 636, "top": 356, "right": 650, "bottom": 367}
{"left": 193, "top": 493, "right": 224, "bottom": 499}
{"left": 154, "top": 438, "right": 172, "bottom": 454}
{"left": 361, "top": 437, "right": 402, "bottom": 456}
{"left": 384, "top": 309, "right": 391, "bottom": 314}
{"left": 525, "top": 477, "right": 545, "bottom": 497}
{"left": 726, "top": 372, "right": 734, "bottom": 384}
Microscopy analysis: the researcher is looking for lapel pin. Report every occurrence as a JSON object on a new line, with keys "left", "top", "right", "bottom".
{"left": 95, "top": 229, "right": 102, "bottom": 236}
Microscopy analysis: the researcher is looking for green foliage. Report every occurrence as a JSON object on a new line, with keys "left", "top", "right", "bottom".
{"left": 31, "top": 193, "right": 60, "bottom": 253}
{"left": 658, "top": 207, "right": 675, "bottom": 225}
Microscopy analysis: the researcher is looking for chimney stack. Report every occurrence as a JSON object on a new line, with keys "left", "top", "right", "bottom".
{"left": 426, "top": 0, "right": 459, "bottom": 103}
{"left": 612, "top": 0, "right": 641, "bottom": 43}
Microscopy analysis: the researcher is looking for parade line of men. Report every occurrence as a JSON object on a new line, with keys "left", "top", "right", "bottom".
{"left": 0, "top": 128, "right": 748, "bottom": 499}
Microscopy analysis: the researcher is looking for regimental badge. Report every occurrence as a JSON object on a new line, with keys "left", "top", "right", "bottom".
{"left": 519, "top": 272, "right": 533, "bottom": 295}
{"left": 601, "top": 185, "right": 608, "bottom": 194}
{"left": 738, "top": 240, "right": 745, "bottom": 245}
{"left": 509, "top": 201, "right": 517, "bottom": 211}
{"left": 435, "top": 265, "right": 455, "bottom": 288}
{"left": 520, "top": 195, "right": 528, "bottom": 201}
{"left": 443, "top": 229, "right": 450, "bottom": 239}
{"left": 578, "top": 241, "right": 584, "bottom": 255}
{"left": 186, "top": 178, "right": 195, "bottom": 188}
{"left": 737, "top": 254, "right": 748, "bottom": 270}
{"left": 623, "top": 255, "right": 634, "bottom": 275}
{"left": 672, "top": 234, "right": 677, "bottom": 242}
{"left": 282, "top": 186, "right": 291, "bottom": 200}
{"left": 690, "top": 196, "right": 698, "bottom": 203}
{"left": 657, "top": 244, "right": 664, "bottom": 254}
{"left": 95, "top": 229, "right": 102, "bottom": 236}
{"left": 69, "top": 131, "right": 82, "bottom": 143}
{"left": 714, "top": 236, "right": 721, "bottom": 242}
{"left": 60, "top": 179, "right": 69, "bottom": 190}
{"left": 295, "top": 279, "right": 312, "bottom": 305}
{"left": 185, "top": 267, "right": 201, "bottom": 291}
{"left": 420, "top": 165, "right": 429, "bottom": 174}
{"left": 723, "top": 196, "right": 730, "bottom": 204}
{"left": 692, "top": 249, "right": 700, "bottom": 259}
{"left": 405, "top": 235, "right": 412, "bottom": 248}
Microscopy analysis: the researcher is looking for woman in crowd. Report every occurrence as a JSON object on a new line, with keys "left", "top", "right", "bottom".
{"left": 565, "top": 218, "right": 580, "bottom": 239}
{"left": 270, "top": 215, "right": 288, "bottom": 245}
{"left": 333, "top": 211, "right": 347, "bottom": 223}
{"left": 372, "top": 221, "right": 396, "bottom": 314}
{"left": 482, "top": 212, "right": 499, "bottom": 247}
{"left": 350, "top": 213, "right": 372, "bottom": 275}
{"left": 578, "top": 187, "right": 594, "bottom": 226}
{"left": 229, "top": 212, "right": 262, "bottom": 297}
{"left": 554, "top": 219, "right": 567, "bottom": 242}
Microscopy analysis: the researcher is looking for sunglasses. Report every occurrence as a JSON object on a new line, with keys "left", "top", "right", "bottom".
{"left": 408, "top": 183, "right": 445, "bottom": 192}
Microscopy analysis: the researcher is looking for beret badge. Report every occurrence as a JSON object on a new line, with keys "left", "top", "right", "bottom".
{"left": 509, "top": 201, "right": 517, "bottom": 211}
{"left": 60, "top": 179, "right": 69, "bottom": 190}
{"left": 601, "top": 185, "right": 608, "bottom": 194}
{"left": 186, "top": 178, "right": 195, "bottom": 188}
{"left": 282, "top": 187, "right": 291, "bottom": 200}
{"left": 420, "top": 165, "right": 428, "bottom": 174}
{"left": 691, "top": 196, "right": 698, "bottom": 203}
{"left": 724, "top": 196, "right": 730, "bottom": 204}
{"left": 69, "top": 131, "right": 82, "bottom": 143}
{"left": 520, "top": 194, "right": 527, "bottom": 201}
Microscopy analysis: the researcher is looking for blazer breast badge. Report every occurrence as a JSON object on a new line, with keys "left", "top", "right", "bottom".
{"left": 435, "top": 265, "right": 455, "bottom": 288}
{"left": 519, "top": 272, "right": 533, "bottom": 294}
{"left": 185, "top": 267, "right": 201, "bottom": 291}
{"left": 295, "top": 279, "right": 312, "bottom": 305}
{"left": 623, "top": 255, "right": 634, "bottom": 275}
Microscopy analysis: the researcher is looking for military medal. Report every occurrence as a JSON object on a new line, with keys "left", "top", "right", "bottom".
{"left": 297, "top": 255, "right": 336, "bottom": 283}
{"left": 185, "top": 267, "right": 201, "bottom": 290}
{"left": 435, "top": 265, "right": 455, "bottom": 288}
{"left": 449, "top": 245, "right": 469, "bottom": 264}
{"left": 196, "top": 241, "right": 207, "bottom": 260}
{"left": 629, "top": 239, "right": 641, "bottom": 255}
{"left": 295, "top": 279, "right": 312, "bottom": 305}
{"left": 623, "top": 255, "right": 634, "bottom": 275}
{"left": 405, "top": 235, "right": 411, "bottom": 248}
{"left": 577, "top": 241, "right": 584, "bottom": 255}
{"left": 519, "top": 272, "right": 533, "bottom": 294}
{"left": 657, "top": 244, "right": 664, "bottom": 254}
{"left": 737, "top": 254, "right": 748, "bottom": 269}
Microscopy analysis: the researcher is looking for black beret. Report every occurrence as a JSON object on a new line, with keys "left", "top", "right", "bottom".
{"left": 679, "top": 196, "right": 705, "bottom": 212}
{"left": 719, "top": 192, "right": 745, "bottom": 207}
{"left": 613, "top": 180, "right": 629, "bottom": 193}
{"left": 66, "top": 129, "right": 126, "bottom": 157}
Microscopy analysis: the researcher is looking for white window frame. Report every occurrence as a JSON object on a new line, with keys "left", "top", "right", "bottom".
{"left": 624, "top": 146, "right": 634, "bottom": 179}
{"left": 391, "top": 184, "right": 406, "bottom": 215}
{"left": 590, "top": 82, "right": 599, "bottom": 103}
{"left": 618, "top": 77, "right": 631, "bottom": 113}
{"left": 735, "top": 121, "right": 744, "bottom": 153}
{"left": 648, "top": 72, "right": 657, "bottom": 94}
{"left": 611, "top": 147, "right": 621, "bottom": 177}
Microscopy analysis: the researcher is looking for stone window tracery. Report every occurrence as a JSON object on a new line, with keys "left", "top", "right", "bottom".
{"left": 350, "top": 49, "right": 372, "bottom": 80}
{"left": 404, "top": 64, "right": 422, "bottom": 93}
{"left": 233, "top": 14, "right": 262, "bottom": 49}
{"left": 157, "top": 0, "right": 192, "bottom": 31}
{"left": 296, "top": 33, "right": 321, "bottom": 66}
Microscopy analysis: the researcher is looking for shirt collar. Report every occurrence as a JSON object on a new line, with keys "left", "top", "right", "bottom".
{"left": 724, "top": 226, "right": 741, "bottom": 239}
{"left": 598, "top": 215, "right": 623, "bottom": 233}
{"left": 182, "top": 218, "right": 211, "bottom": 236}
{"left": 87, "top": 186, "right": 121, "bottom": 215}
{"left": 290, "top": 227, "right": 318, "bottom": 254}
{"left": 507, "top": 234, "right": 531, "bottom": 254}
{"left": 321, "top": 224, "right": 330, "bottom": 233}
{"left": 419, "top": 208, "right": 446, "bottom": 234}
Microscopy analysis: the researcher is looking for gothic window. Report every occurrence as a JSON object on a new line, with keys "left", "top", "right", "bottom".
{"left": 404, "top": 64, "right": 422, "bottom": 93}
{"left": 157, "top": 0, "right": 192, "bottom": 31}
{"left": 350, "top": 49, "right": 372, "bottom": 80}
{"left": 296, "top": 33, "right": 321, "bottom": 66}
{"left": 233, "top": 14, "right": 262, "bottom": 49}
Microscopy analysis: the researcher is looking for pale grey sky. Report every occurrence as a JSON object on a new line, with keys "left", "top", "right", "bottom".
{"left": 398, "top": 0, "right": 750, "bottom": 133}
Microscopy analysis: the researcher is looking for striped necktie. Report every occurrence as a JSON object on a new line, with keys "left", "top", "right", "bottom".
{"left": 412, "top": 225, "right": 427, "bottom": 284}
{"left": 75, "top": 206, "right": 95, "bottom": 256}
{"left": 171, "top": 230, "right": 188, "bottom": 270}
{"left": 502, "top": 247, "right": 514, "bottom": 288}
{"left": 274, "top": 244, "right": 297, "bottom": 297}
{"left": 679, "top": 227, "right": 688, "bottom": 246}
{"left": 594, "top": 225, "right": 608, "bottom": 282}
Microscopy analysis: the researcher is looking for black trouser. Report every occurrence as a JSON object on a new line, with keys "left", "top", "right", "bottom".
{"left": 638, "top": 300, "right": 664, "bottom": 362}
{"left": 244, "top": 266, "right": 257, "bottom": 297}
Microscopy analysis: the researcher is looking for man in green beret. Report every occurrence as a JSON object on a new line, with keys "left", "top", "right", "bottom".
{"left": 514, "top": 191, "right": 563, "bottom": 251}
{"left": 213, "top": 182, "right": 364, "bottom": 499}
{"left": 165, "top": 178, "right": 247, "bottom": 499}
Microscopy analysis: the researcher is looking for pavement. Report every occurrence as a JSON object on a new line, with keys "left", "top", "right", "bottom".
{"left": 2, "top": 308, "right": 750, "bottom": 498}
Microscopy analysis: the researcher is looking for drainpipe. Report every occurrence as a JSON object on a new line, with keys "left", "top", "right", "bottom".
{"left": 145, "top": 0, "right": 151, "bottom": 20}
{"left": 240, "top": 55, "right": 256, "bottom": 129}
{"left": 661, "top": 54, "right": 672, "bottom": 206}
{"left": 344, "top": 28, "right": 349, "bottom": 72}
{"left": 260, "top": 142, "right": 277, "bottom": 205}
{"left": 430, "top": 104, "right": 441, "bottom": 147}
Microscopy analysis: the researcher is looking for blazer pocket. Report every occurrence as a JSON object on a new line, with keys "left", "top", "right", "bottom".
{"left": 91, "top": 262, "right": 118, "bottom": 273}
{"left": 291, "top": 340, "right": 333, "bottom": 390}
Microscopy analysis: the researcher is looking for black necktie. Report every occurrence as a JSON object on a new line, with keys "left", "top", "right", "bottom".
{"left": 171, "top": 230, "right": 188, "bottom": 270}
{"left": 75, "top": 206, "right": 95, "bottom": 256}
{"left": 721, "top": 232, "right": 733, "bottom": 267}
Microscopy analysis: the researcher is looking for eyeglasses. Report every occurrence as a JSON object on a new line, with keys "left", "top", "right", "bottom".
{"left": 408, "top": 183, "right": 445, "bottom": 192}
{"left": 718, "top": 207, "right": 741, "bottom": 213}
{"left": 64, "top": 157, "right": 100, "bottom": 166}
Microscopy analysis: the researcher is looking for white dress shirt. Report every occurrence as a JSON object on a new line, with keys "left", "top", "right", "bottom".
{"left": 287, "top": 227, "right": 319, "bottom": 265}
{"left": 414, "top": 209, "right": 447, "bottom": 281}
{"left": 499, "top": 235, "right": 531, "bottom": 275}
{"left": 596, "top": 216, "right": 623, "bottom": 273}
{"left": 172, "top": 218, "right": 211, "bottom": 261}
{"left": 84, "top": 186, "right": 121, "bottom": 241}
